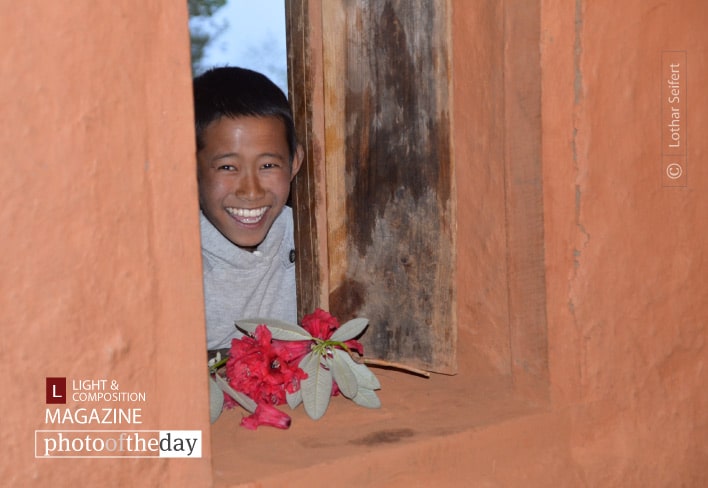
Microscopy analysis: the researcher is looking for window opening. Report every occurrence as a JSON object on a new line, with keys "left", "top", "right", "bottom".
{"left": 188, "top": 0, "right": 288, "bottom": 94}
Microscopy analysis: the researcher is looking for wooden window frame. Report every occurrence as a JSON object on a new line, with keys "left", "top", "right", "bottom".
{"left": 286, "top": 0, "right": 548, "bottom": 395}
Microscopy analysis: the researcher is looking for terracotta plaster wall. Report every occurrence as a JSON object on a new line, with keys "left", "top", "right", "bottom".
{"left": 0, "top": 2, "right": 212, "bottom": 486}
{"left": 542, "top": 0, "right": 708, "bottom": 485}
{"left": 453, "top": 1, "right": 512, "bottom": 376}
{"left": 454, "top": 0, "right": 707, "bottom": 485}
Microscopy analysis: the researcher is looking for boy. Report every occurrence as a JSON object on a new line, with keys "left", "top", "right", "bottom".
{"left": 193, "top": 67, "right": 303, "bottom": 354}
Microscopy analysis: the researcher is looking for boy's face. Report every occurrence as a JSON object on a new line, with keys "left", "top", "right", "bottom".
{"left": 197, "top": 115, "right": 302, "bottom": 250}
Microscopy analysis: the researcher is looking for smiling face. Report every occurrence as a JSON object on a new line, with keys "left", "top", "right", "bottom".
{"left": 197, "top": 115, "right": 302, "bottom": 250}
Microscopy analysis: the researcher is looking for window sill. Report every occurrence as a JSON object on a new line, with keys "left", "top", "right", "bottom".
{"left": 210, "top": 334, "right": 545, "bottom": 487}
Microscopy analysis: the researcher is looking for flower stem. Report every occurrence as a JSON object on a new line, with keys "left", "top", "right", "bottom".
{"left": 312, "top": 339, "right": 348, "bottom": 356}
{"left": 209, "top": 356, "right": 228, "bottom": 372}
{"left": 356, "top": 357, "right": 431, "bottom": 378}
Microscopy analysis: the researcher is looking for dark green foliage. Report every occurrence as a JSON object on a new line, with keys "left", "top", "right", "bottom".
{"left": 188, "top": 0, "right": 228, "bottom": 74}
{"left": 188, "top": 0, "right": 227, "bottom": 17}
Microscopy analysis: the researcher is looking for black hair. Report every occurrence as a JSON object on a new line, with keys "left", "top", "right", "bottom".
{"left": 193, "top": 67, "right": 297, "bottom": 160}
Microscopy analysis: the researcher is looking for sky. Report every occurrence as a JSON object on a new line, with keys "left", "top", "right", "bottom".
{"left": 194, "top": 0, "right": 288, "bottom": 93}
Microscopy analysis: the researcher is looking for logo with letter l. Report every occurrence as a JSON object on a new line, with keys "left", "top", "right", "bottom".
{"left": 46, "top": 378, "right": 66, "bottom": 404}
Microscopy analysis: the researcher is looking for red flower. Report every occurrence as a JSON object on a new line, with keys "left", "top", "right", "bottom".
{"left": 302, "top": 308, "right": 364, "bottom": 355}
{"left": 240, "top": 403, "right": 291, "bottom": 430}
{"left": 224, "top": 311, "right": 368, "bottom": 428}
{"left": 226, "top": 325, "right": 308, "bottom": 406}
{"left": 271, "top": 338, "right": 312, "bottom": 363}
{"left": 301, "top": 308, "right": 340, "bottom": 338}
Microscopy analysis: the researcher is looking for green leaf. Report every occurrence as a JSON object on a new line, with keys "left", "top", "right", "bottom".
{"left": 213, "top": 372, "right": 257, "bottom": 413}
{"left": 208, "top": 376, "right": 224, "bottom": 423}
{"left": 352, "top": 387, "right": 381, "bottom": 409}
{"left": 236, "top": 317, "right": 313, "bottom": 341}
{"left": 286, "top": 389, "right": 302, "bottom": 410}
{"left": 334, "top": 349, "right": 381, "bottom": 390}
{"left": 299, "top": 352, "right": 332, "bottom": 420}
{"left": 329, "top": 317, "right": 369, "bottom": 342}
{"left": 331, "top": 349, "right": 359, "bottom": 399}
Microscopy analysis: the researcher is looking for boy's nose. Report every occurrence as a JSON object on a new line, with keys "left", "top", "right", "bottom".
{"left": 237, "top": 172, "right": 265, "bottom": 200}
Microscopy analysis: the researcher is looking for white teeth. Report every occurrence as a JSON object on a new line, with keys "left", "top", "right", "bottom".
{"left": 226, "top": 207, "right": 267, "bottom": 217}
{"left": 226, "top": 207, "right": 268, "bottom": 224}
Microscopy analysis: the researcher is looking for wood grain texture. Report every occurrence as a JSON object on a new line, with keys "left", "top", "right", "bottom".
{"left": 327, "top": 0, "right": 457, "bottom": 373}
{"left": 287, "top": 0, "right": 330, "bottom": 317}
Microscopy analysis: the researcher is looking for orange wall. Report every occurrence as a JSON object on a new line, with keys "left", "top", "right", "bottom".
{"left": 453, "top": 1, "right": 512, "bottom": 376}
{"left": 454, "top": 0, "right": 707, "bottom": 485}
{"left": 0, "top": 2, "right": 212, "bottom": 486}
{"left": 542, "top": 0, "right": 708, "bottom": 484}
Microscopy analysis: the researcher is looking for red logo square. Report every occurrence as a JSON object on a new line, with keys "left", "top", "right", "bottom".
{"left": 46, "top": 377, "right": 66, "bottom": 404}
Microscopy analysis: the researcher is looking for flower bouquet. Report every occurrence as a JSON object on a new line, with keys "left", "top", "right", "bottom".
{"left": 209, "top": 309, "right": 383, "bottom": 429}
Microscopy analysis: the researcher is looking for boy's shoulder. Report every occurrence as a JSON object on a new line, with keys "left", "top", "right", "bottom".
{"left": 272, "top": 206, "right": 294, "bottom": 253}
{"left": 280, "top": 205, "right": 293, "bottom": 224}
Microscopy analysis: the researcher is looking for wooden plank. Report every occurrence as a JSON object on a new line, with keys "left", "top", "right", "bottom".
{"left": 326, "top": 0, "right": 457, "bottom": 373}
{"left": 322, "top": 0, "right": 348, "bottom": 294}
{"left": 286, "top": 0, "right": 330, "bottom": 317}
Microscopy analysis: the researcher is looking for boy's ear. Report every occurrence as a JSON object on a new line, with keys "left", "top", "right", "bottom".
{"left": 290, "top": 144, "right": 305, "bottom": 181}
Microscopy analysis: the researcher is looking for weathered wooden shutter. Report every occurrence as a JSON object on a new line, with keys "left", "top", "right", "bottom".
{"left": 289, "top": 0, "right": 456, "bottom": 373}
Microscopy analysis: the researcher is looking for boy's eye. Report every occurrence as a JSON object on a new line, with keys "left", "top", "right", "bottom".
{"left": 262, "top": 162, "right": 281, "bottom": 169}
{"left": 217, "top": 164, "right": 236, "bottom": 171}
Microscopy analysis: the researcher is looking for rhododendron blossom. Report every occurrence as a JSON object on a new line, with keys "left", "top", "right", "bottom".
{"left": 240, "top": 403, "right": 291, "bottom": 430}
{"left": 215, "top": 309, "right": 380, "bottom": 428}
{"left": 226, "top": 325, "right": 307, "bottom": 406}
{"left": 302, "top": 308, "right": 364, "bottom": 355}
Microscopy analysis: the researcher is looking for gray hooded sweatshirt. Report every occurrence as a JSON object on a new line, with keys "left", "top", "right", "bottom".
{"left": 200, "top": 207, "right": 297, "bottom": 350}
